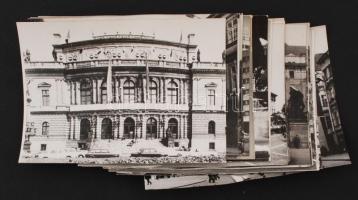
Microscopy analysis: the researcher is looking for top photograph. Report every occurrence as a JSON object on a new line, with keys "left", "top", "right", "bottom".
{"left": 17, "top": 17, "right": 227, "bottom": 165}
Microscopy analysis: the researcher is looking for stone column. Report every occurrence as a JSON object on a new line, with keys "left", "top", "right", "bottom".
{"left": 179, "top": 79, "right": 182, "bottom": 104}
{"left": 72, "top": 116, "right": 76, "bottom": 140}
{"left": 96, "top": 116, "right": 102, "bottom": 140}
{"left": 93, "top": 115, "right": 97, "bottom": 139}
{"left": 118, "top": 115, "right": 124, "bottom": 138}
{"left": 115, "top": 78, "right": 119, "bottom": 103}
{"left": 68, "top": 116, "right": 72, "bottom": 139}
{"left": 134, "top": 115, "right": 138, "bottom": 139}
{"left": 69, "top": 81, "right": 73, "bottom": 105}
{"left": 111, "top": 115, "right": 116, "bottom": 139}
{"left": 76, "top": 81, "right": 81, "bottom": 105}
{"left": 183, "top": 80, "right": 186, "bottom": 104}
{"left": 162, "top": 77, "right": 166, "bottom": 103}
{"left": 178, "top": 115, "right": 182, "bottom": 139}
{"left": 72, "top": 81, "right": 76, "bottom": 105}
{"left": 163, "top": 115, "right": 168, "bottom": 138}
{"left": 158, "top": 77, "right": 162, "bottom": 103}
{"left": 183, "top": 115, "right": 186, "bottom": 139}
{"left": 92, "top": 78, "right": 97, "bottom": 104}
{"left": 143, "top": 77, "right": 147, "bottom": 103}
{"left": 119, "top": 78, "right": 124, "bottom": 103}
{"left": 97, "top": 79, "right": 102, "bottom": 104}
{"left": 157, "top": 115, "right": 161, "bottom": 138}
{"left": 116, "top": 115, "right": 120, "bottom": 139}
{"left": 141, "top": 115, "right": 146, "bottom": 139}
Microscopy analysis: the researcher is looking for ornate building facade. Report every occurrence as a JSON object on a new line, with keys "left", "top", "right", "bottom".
{"left": 23, "top": 34, "right": 226, "bottom": 154}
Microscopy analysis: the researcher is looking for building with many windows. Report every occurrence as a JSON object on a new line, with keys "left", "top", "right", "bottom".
{"left": 315, "top": 51, "right": 346, "bottom": 154}
{"left": 22, "top": 33, "right": 226, "bottom": 157}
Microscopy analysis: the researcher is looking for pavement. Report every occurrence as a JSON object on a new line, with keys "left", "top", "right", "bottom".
{"left": 270, "top": 134, "right": 289, "bottom": 164}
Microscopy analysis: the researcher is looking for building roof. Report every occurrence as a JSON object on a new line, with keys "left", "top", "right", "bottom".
{"left": 53, "top": 34, "right": 197, "bottom": 50}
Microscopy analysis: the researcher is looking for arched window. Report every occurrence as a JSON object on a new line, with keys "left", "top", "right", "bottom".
{"left": 167, "top": 81, "right": 178, "bottom": 104}
{"left": 100, "top": 81, "right": 115, "bottom": 104}
{"left": 80, "top": 119, "right": 90, "bottom": 140}
{"left": 101, "top": 118, "right": 113, "bottom": 139}
{"left": 123, "top": 117, "right": 135, "bottom": 139}
{"left": 149, "top": 81, "right": 157, "bottom": 103}
{"left": 167, "top": 118, "right": 178, "bottom": 139}
{"left": 208, "top": 121, "right": 216, "bottom": 134}
{"left": 80, "top": 80, "right": 92, "bottom": 105}
{"left": 146, "top": 118, "right": 157, "bottom": 139}
{"left": 123, "top": 80, "right": 135, "bottom": 103}
{"left": 42, "top": 122, "right": 49, "bottom": 135}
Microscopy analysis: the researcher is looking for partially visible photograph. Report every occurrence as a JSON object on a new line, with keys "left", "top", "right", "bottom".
{"left": 144, "top": 172, "right": 285, "bottom": 190}
{"left": 311, "top": 26, "right": 351, "bottom": 168}
{"left": 284, "top": 23, "right": 312, "bottom": 165}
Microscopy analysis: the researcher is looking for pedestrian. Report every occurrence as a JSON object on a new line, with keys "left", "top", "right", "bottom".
{"left": 144, "top": 175, "right": 152, "bottom": 185}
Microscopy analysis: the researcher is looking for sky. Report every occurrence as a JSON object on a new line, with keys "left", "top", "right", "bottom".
{"left": 311, "top": 25, "right": 329, "bottom": 54}
{"left": 17, "top": 18, "right": 225, "bottom": 62}
{"left": 285, "top": 23, "right": 310, "bottom": 46}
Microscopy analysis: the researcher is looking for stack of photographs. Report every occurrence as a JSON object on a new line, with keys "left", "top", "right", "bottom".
{"left": 16, "top": 13, "right": 351, "bottom": 190}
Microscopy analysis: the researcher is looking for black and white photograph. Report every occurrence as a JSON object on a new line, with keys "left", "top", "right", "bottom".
{"left": 224, "top": 14, "right": 255, "bottom": 160}
{"left": 311, "top": 26, "right": 351, "bottom": 168}
{"left": 284, "top": 23, "right": 313, "bottom": 165}
{"left": 18, "top": 18, "right": 227, "bottom": 164}
{"left": 0, "top": 0, "right": 357, "bottom": 199}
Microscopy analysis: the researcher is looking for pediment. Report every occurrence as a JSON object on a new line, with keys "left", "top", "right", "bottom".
{"left": 205, "top": 82, "right": 217, "bottom": 87}
{"left": 38, "top": 82, "right": 51, "bottom": 88}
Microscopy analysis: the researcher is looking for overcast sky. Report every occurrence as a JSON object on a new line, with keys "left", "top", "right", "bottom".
{"left": 285, "top": 23, "right": 310, "bottom": 46}
{"left": 17, "top": 18, "right": 225, "bottom": 62}
{"left": 311, "top": 25, "right": 329, "bottom": 54}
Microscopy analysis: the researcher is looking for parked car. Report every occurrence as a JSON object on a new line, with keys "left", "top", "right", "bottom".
{"left": 85, "top": 149, "right": 119, "bottom": 158}
{"left": 130, "top": 148, "right": 167, "bottom": 157}
{"left": 63, "top": 148, "right": 87, "bottom": 159}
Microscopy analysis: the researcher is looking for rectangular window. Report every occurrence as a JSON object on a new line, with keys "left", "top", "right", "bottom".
{"left": 209, "top": 142, "right": 215, "bottom": 150}
{"left": 332, "top": 111, "right": 340, "bottom": 126}
{"left": 42, "top": 89, "right": 50, "bottom": 106}
{"left": 41, "top": 144, "right": 47, "bottom": 151}
{"left": 325, "top": 116, "right": 333, "bottom": 130}
{"left": 321, "top": 95, "right": 328, "bottom": 107}
{"left": 289, "top": 71, "right": 295, "bottom": 79}
{"left": 208, "top": 89, "right": 215, "bottom": 106}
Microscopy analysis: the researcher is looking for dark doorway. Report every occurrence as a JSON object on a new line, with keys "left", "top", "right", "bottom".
{"left": 124, "top": 117, "right": 135, "bottom": 139}
{"left": 80, "top": 119, "right": 91, "bottom": 140}
{"left": 167, "top": 118, "right": 178, "bottom": 139}
{"left": 101, "top": 118, "right": 113, "bottom": 139}
{"left": 146, "top": 118, "right": 157, "bottom": 139}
